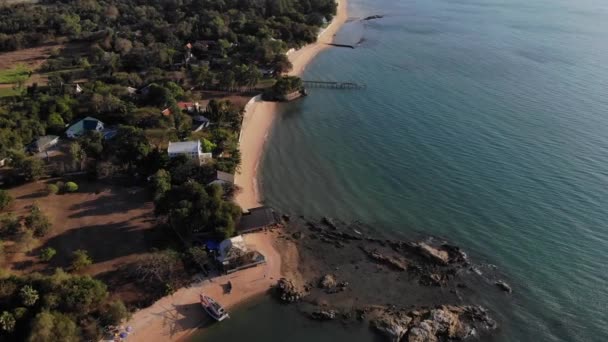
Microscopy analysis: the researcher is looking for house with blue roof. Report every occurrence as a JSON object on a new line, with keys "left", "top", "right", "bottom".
{"left": 65, "top": 117, "right": 104, "bottom": 139}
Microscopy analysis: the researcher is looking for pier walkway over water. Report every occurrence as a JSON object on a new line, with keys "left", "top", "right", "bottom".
{"left": 302, "top": 80, "right": 366, "bottom": 89}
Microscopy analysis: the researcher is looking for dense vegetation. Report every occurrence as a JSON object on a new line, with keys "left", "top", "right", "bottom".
{"left": 0, "top": 270, "right": 129, "bottom": 341}
{"left": 0, "top": 0, "right": 336, "bottom": 340}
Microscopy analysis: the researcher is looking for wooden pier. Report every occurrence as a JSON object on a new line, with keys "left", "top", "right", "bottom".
{"left": 302, "top": 80, "right": 366, "bottom": 89}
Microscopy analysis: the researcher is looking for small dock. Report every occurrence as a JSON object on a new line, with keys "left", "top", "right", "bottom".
{"left": 302, "top": 80, "right": 366, "bottom": 89}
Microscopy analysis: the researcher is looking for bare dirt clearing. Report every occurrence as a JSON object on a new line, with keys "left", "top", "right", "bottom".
{"left": 3, "top": 180, "right": 166, "bottom": 304}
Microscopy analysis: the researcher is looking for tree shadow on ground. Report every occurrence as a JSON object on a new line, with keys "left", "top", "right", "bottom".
{"left": 31, "top": 220, "right": 154, "bottom": 267}
{"left": 67, "top": 191, "right": 154, "bottom": 219}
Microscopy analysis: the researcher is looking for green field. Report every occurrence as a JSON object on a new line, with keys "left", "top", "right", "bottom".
{"left": 0, "top": 64, "right": 30, "bottom": 84}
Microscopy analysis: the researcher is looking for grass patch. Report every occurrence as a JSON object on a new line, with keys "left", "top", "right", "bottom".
{"left": 0, "top": 64, "right": 30, "bottom": 84}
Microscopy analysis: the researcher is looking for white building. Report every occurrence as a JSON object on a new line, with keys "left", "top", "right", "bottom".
{"left": 167, "top": 140, "right": 213, "bottom": 165}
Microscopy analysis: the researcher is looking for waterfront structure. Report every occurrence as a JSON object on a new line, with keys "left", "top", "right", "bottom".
{"left": 236, "top": 206, "right": 278, "bottom": 234}
{"left": 208, "top": 170, "right": 234, "bottom": 186}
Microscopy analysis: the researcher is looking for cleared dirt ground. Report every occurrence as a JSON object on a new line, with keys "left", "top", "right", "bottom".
{"left": 3, "top": 180, "right": 165, "bottom": 304}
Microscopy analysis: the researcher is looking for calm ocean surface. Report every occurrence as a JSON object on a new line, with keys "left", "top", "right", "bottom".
{"left": 200, "top": 0, "right": 608, "bottom": 340}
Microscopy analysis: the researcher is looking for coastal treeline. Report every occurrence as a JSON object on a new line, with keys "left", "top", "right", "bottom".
{"left": 0, "top": 0, "right": 336, "bottom": 340}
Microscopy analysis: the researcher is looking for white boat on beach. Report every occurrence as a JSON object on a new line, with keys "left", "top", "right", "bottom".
{"left": 200, "top": 294, "right": 230, "bottom": 321}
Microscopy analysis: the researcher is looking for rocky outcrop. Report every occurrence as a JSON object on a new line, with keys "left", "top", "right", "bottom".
{"left": 407, "top": 320, "right": 438, "bottom": 342}
{"left": 319, "top": 274, "right": 337, "bottom": 289}
{"left": 322, "top": 217, "right": 338, "bottom": 230}
{"left": 495, "top": 280, "right": 512, "bottom": 293}
{"left": 416, "top": 243, "right": 449, "bottom": 265}
{"left": 310, "top": 309, "right": 337, "bottom": 320}
{"left": 367, "top": 305, "right": 496, "bottom": 342}
{"left": 372, "top": 311, "right": 412, "bottom": 342}
{"left": 361, "top": 247, "right": 408, "bottom": 271}
{"left": 275, "top": 278, "right": 305, "bottom": 303}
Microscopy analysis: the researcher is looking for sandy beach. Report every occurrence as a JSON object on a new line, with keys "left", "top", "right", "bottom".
{"left": 234, "top": 0, "right": 348, "bottom": 209}
{"left": 126, "top": 230, "right": 289, "bottom": 342}
{"left": 125, "top": 2, "right": 348, "bottom": 340}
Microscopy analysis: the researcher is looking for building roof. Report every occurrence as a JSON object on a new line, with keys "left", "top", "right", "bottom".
{"left": 67, "top": 117, "right": 103, "bottom": 136}
{"left": 217, "top": 235, "right": 247, "bottom": 263}
{"left": 161, "top": 108, "right": 172, "bottom": 116}
{"left": 168, "top": 140, "right": 200, "bottom": 154}
{"left": 193, "top": 115, "right": 210, "bottom": 123}
{"left": 236, "top": 206, "right": 278, "bottom": 234}
{"left": 177, "top": 102, "right": 193, "bottom": 110}
{"left": 28, "top": 135, "right": 59, "bottom": 152}
{"left": 216, "top": 170, "right": 234, "bottom": 183}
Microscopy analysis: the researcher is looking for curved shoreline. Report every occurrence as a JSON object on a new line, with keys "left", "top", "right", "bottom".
{"left": 126, "top": 2, "right": 349, "bottom": 341}
{"left": 234, "top": 0, "right": 349, "bottom": 209}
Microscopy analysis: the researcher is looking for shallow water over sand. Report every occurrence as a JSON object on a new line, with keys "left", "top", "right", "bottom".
{"left": 199, "top": 0, "right": 608, "bottom": 340}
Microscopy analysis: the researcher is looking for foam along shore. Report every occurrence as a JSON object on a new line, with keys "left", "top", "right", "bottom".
{"left": 234, "top": 0, "right": 348, "bottom": 209}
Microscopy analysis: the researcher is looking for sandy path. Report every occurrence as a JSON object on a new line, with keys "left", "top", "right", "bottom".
{"left": 126, "top": 231, "right": 283, "bottom": 342}
{"left": 234, "top": 0, "right": 349, "bottom": 209}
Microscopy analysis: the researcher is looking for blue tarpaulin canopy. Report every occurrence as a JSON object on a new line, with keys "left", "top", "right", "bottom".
{"left": 205, "top": 240, "right": 220, "bottom": 250}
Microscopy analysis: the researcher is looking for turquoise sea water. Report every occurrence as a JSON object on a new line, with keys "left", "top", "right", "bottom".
{"left": 201, "top": 0, "right": 608, "bottom": 340}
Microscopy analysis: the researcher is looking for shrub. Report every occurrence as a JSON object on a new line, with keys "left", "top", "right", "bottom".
{"left": 19, "top": 285, "right": 39, "bottom": 307}
{"left": 71, "top": 249, "right": 92, "bottom": 271}
{"left": 100, "top": 300, "right": 129, "bottom": 326}
{"left": 12, "top": 307, "right": 27, "bottom": 320}
{"left": 16, "top": 229, "right": 36, "bottom": 252}
{"left": 0, "top": 214, "right": 20, "bottom": 238}
{"left": 0, "top": 311, "right": 15, "bottom": 332}
{"left": 39, "top": 247, "right": 57, "bottom": 262}
{"left": 64, "top": 182, "right": 78, "bottom": 193}
{"left": 46, "top": 184, "right": 59, "bottom": 195}
{"left": 24, "top": 205, "right": 52, "bottom": 237}
{"left": 0, "top": 190, "right": 13, "bottom": 211}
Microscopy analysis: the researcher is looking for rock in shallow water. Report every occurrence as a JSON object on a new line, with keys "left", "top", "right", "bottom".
{"left": 372, "top": 311, "right": 412, "bottom": 342}
{"left": 310, "top": 309, "right": 337, "bottom": 320}
{"left": 275, "top": 278, "right": 305, "bottom": 303}
{"left": 495, "top": 280, "right": 512, "bottom": 293}
{"left": 319, "top": 274, "right": 337, "bottom": 289}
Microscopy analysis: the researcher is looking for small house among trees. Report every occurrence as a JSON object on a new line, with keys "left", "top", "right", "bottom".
{"left": 66, "top": 117, "right": 104, "bottom": 139}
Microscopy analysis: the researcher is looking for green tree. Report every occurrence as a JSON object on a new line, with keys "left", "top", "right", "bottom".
{"left": 46, "top": 113, "right": 65, "bottom": 134}
{"left": 0, "top": 214, "right": 21, "bottom": 237}
{"left": 151, "top": 169, "right": 171, "bottom": 202}
{"left": 201, "top": 138, "right": 217, "bottom": 153}
{"left": 165, "top": 82, "right": 184, "bottom": 100}
{"left": 39, "top": 247, "right": 57, "bottom": 262}
{"left": 69, "top": 142, "right": 86, "bottom": 171}
{"left": 78, "top": 131, "right": 103, "bottom": 158}
{"left": 20, "top": 157, "right": 45, "bottom": 181}
{"left": 0, "top": 189, "right": 13, "bottom": 211}
{"left": 109, "top": 126, "right": 151, "bottom": 172}
{"left": 59, "top": 275, "right": 107, "bottom": 313}
{"left": 25, "top": 205, "right": 52, "bottom": 237}
{"left": 19, "top": 285, "right": 39, "bottom": 307}
{"left": 100, "top": 300, "right": 129, "bottom": 326}
{"left": 71, "top": 249, "right": 92, "bottom": 271}
{"left": 28, "top": 311, "right": 80, "bottom": 342}
{"left": 0, "top": 311, "right": 15, "bottom": 332}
